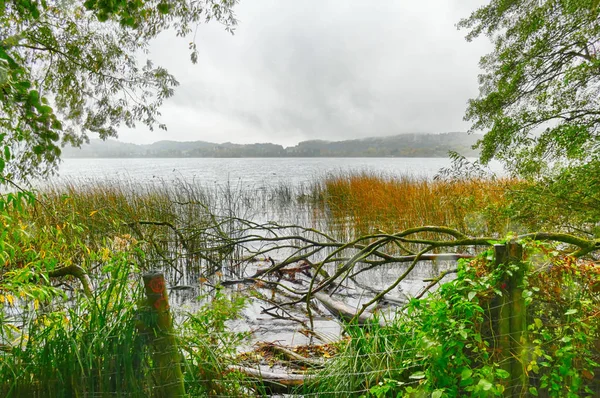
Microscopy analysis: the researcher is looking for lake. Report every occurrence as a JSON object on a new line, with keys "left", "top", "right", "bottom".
{"left": 50, "top": 157, "right": 471, "bottom": 187}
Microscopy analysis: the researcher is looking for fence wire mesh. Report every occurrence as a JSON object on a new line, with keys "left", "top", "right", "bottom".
{"left": 0, "top": 236, "right": 599, "bottom": 397}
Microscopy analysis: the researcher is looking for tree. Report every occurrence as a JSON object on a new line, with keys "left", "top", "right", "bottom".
{"left": 0, "top": 0, "right": 237, "bottom": 180}
{"left": 459, "top": 0, "right": 600, "bottom": 176}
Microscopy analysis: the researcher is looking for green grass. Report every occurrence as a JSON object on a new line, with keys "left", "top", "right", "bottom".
{"left": 300, "top": 317, "right": 418, "bottom": 397}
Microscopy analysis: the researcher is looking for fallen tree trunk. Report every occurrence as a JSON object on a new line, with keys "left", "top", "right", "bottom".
{"left": 228, "top": 365, "right": 306, "bottom": 394}
{"left": 313, "top": 291, "right": 384, "bottom": 326}
{"left": 228, "top": 365, "right": 306, "bottom": 384}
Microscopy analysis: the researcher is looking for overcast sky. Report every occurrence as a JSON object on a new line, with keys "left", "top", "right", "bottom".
{"left": 117, "top": 0, "right": 491, "bottom": 146}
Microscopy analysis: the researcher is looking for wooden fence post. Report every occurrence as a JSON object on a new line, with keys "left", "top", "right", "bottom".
{"left": 494, "top": 241, "right": 527, "bottom": 397}
{"left": 142, "top": 271, "right": 186, "bottom": 397}
{"left": 494, "top": 244, "right": 512, "bottom": 378}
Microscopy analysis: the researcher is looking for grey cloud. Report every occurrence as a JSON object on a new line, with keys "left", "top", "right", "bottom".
{"left": 117, "top": 0, "right": 491, "bottom": 145}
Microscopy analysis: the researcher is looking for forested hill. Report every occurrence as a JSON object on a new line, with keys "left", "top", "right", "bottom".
{"left": 62, "top": 132, "right": 480, "bottom": 158}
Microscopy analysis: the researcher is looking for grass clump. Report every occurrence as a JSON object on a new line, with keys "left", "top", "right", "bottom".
{"left": 0, "top": 253, "right": 149, "bottom": 397}
{"left": 0, "top": 246, "right": 253, "bottom": 397}
{"left": 0, "top": 189, "right": 254, "bottom": 397}
{"left": 311, "top": 171, "right": 520, "bottom": 238}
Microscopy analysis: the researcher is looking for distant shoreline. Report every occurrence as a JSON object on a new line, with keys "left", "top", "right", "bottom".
{"left": 60, "top": 132, "right": 480, "bottom": 159}
{"left": 61, "top": 155, "right": 459, "bottom": 159}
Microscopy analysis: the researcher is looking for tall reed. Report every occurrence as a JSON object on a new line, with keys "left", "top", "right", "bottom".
{"left": 311, "top": 171, "right": 521, "bottom": 238}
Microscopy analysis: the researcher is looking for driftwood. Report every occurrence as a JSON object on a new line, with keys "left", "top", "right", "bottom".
{"left": 259, "top": 342, "right": 324, "bottom": 368}
{"left": 299, "top": 328, "right": 337, "bottom": 344}
{"left": 228, "top": 365, "right": 306, "bottom": 394}
{"left": 313, "top": 291, "right": 384, "bottom": 326}
{"left": 222, "top": 261, "right": 315, "bottom": 286}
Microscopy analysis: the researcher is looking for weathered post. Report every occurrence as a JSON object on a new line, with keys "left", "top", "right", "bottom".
{"left": 494, "top": 244, "right": 512, "bottom": 378}
{"left": 142, "top": 271, "right": 186, "bottom": 397}
{"left": 494, "top": 242, "right": 527, "bottom": 397}
{"left": 507, "top": 242, "right": 527, "bottom": 396}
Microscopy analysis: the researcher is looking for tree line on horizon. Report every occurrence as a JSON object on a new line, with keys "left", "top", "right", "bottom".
{"left": 60, "top": 132, "right": 480, "bottom": 158}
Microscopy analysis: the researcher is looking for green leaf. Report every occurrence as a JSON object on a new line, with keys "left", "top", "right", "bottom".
{"left": 495, "top": 369, "right": 510, "bottom": 379}
{"left": 467, "top": 291, "right": 476, "bottom": 301}
{"left": 432, "top": 390, "right": 444, "bottom": 398}
{"left": 38, "top": 105, "right": 53, "bottom": 115}
{"left": 409, "top": 371, "right": 426, "bottom": 380}
{"left": 97, "top": 11, "right": 109, "bottom": 22}
{"left": 157, "top": 2, "right": 170, "bottom": 14}
{"left": 29, "top": 90, "right": 40, "bottom": 102}
{"left": 529, "top": 387, "right": 539, "bottom": 396}
{"left": 477, "top": 379, "right": 493, "bottom": 391}
{"left": 51, "top": 120, "right": 63, "bottom": 130}
{"left": 17, "top": 81, "right": 31, "bottom": 90}
{"left": 461, "top": 368, "right": 473, "bottom": 380}
{"left": 565, "top": 308, "right": 577, "bottom": 316}
{"left": 83, "top": 0, "right": 96, "bottom": 9}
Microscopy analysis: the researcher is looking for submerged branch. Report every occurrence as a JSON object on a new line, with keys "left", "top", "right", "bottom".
{"left": 415, "top": 268, "right": 459, "bottom": 300}
{"left": 48, "top": 264, "right": 93, "bottom": 298}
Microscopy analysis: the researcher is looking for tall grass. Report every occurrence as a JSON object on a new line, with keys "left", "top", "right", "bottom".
{"left": 300, "top": 318, "right": 418, "bottom": 397}
{"left": 0, "top": 248, "right": 253, "bottom": 397}
{"left": 311, "top": 171, "right": 521, "bottom": 238}
{"left": 0, "top": 256, "right": 149, "bottom": 397}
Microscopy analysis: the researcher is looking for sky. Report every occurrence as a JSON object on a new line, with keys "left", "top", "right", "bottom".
{"left": 117, "top": 0, "right": 491, "bottom": 146}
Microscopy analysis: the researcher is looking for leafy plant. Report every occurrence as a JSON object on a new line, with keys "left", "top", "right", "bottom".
{"left": 306, "top": 240, "right": 600, "bottom": 397}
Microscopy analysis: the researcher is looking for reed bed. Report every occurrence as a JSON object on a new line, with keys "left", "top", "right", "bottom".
{"left": 311, "top": 171, "right": 523, "bottom": 238}
{"left": 21, "top": 178, "right": 305, "bottom": 268}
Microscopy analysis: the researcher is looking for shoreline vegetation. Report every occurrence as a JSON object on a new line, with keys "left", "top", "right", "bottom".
{"left": 1, "top": 171, "right": 599, "bottom": 396}
{"left": 4, "top": 0, "right": 600, "bottom": 395}
{"left": 61, "top": 132, "right": 481, "bottom": 159}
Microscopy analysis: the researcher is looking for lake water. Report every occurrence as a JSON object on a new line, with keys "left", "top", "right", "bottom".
{"left": 50, "top": 157, "right": 467, "bottom": 187}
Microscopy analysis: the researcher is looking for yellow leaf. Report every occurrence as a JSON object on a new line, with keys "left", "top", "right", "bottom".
{"left": 89, "top": 210, "right": 98, "bottom": 217}
{"left": 6, "top": 295, "right": 14, "bottom": 306}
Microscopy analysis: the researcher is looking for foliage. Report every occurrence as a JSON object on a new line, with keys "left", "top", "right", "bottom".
{"left": 304, "top": 241, "right": 600, "bottom": 397}
{"left": 181, "top": 287, "right": 252, "bottom": 396}
{"left": 526, "top": 248, "right": 600, "bottom": 396}
{"left": 0, "top": 242, "right": 149, "bottom": 396}
{"left": 459, "top": 0, "right": 600, "bottom": 176}
{"left": 301, "top": 317, "right": 417, "bottom": 397}
{"left": 0, "top": 185, "right": 253, "bottom": 396}
{"left": 500, "top": 160, "right": 600, "bottom": 235}
{"left": 0, "top": 0, "right": 237, "bottom": 180}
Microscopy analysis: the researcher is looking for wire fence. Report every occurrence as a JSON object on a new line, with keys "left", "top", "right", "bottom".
{"left": 1, "top": 242, "right": 599, "bottom": 397}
